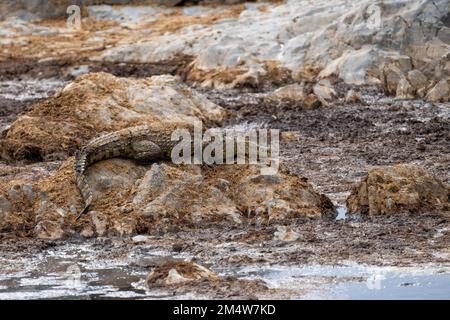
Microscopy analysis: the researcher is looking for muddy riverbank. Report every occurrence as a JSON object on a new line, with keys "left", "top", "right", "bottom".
{"left": 0, "top": 0, "right": 449, "bottom": 299}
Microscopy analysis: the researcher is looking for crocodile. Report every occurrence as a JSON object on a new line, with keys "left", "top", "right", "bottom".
{"left": 74, "top": 124, "right": 279, "bottom": 220}
{"left": 74, "top": 125, "right": 185, "bottom": 220}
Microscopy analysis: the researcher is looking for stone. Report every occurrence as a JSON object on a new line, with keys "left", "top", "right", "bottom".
{"left": 146, "top": 260, "right": 218, "bottom": 288}
{"left": 67, "top": 65, "right": 90, "bottom": 78}
{"left": 345, "top": 90, "right": 363, "bottom": 104}
{"left": 90, "top": 211, "right": 108, "bottom": 236}
{"left": 273, "top": 226, "right": 300, "bottom": 242}
{"left": 280, "top": 131, "right": 300, "bottom": 142}
{"left": 382, "top": 64, "right": 405, "bottom": 95}
{"left": 407, "top": 70, "right": 428, "bottom": 93}
{"left": 313, "top": 79, "right": 337, "bottom": 105}
{"left": 134, "top": 164, "right": 335, "bottom": 224}
{"left": 132, "top": 235, "right": 152, "bottom": 243}
{"left": 303, "top": 94, "right": 322, "bottom": 109}
{"left": 396, "top": 78, "right": 415, "bottom": 99}
{"left": 346, "top": 164, "right": 450, "bottom": 215}
{"left": 34, "top": 220, "right": 64, "bottom": 240}
{"left": 268, "top": 84, "right": 305, "bottom": 102}
{"left": 81, "top": 225, "right": 95, "bottom": 238}
{"left": 425, "top": 78, "right": 450, "bottom": 102}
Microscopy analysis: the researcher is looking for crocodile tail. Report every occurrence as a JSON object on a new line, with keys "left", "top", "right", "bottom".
{"left": 74, "top": 150, "right": 87, "bottom": 176}
{"left": 75, "top": 173, "right": 93, "bottom": 220}
{"left": 74, "top": 150, "right": 93, "bottom": 219}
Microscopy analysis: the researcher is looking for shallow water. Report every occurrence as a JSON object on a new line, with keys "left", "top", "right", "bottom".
{"left": 1, "top": 241, "right": 449, "bottom": 299}
{"left": 236, "top": 264, "right": 450, "bottom": 299}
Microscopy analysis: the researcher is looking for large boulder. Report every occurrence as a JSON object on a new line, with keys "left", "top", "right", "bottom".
{"left": 0, "top": 72, "right": 226, "bottom": 161}
{"left": 133, "top": 163, "right": 335, "bottom": 224}
{"left": 346, "top": 164, "right": 450, "bottom": 215}
{"left": 0, "top": 157, "right": 335, "bottom": 238}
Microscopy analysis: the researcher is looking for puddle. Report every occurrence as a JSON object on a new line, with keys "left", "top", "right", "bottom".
{"left": 335, "top": 205, "right": 347, "bottom": 221}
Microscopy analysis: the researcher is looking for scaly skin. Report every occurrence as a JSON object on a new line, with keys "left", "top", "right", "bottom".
{"left": 74, "top": 124, "right": 278, "bottom": 220}
{"left": 74, "top": 125, "right": 184, "bottom": 219}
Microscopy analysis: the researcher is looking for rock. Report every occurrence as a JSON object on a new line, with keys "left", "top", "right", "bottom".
{"left": 346, "top": 164, "right": 450, "bottom": 215}
{"left": 67, "top": 65, "right": 90, "bottom": 78}
{"left": 90, "top": 211, "right": 108, "bottom": 236}
{"left": 0, "top": 196, "right": 12, "bottom": 220}
{"left": 396, "top": 78, "right": 415, "bottom": 99}
{"left": 303, "top": 94, "right": 322, "bottom": 109}
{"left": 146, "top": 260, "right": 218, "bottom": 288}
{"left": 382, "top": 64, "right": 405, "bottom": 95}
{"left": 426, "top": 78, "right": 450, "bottom": 102}
{"left": 313, "top": 79, "right": 337, "bottom": 105}
{"left": 0, "top": 73, "right": 226, "bottom": 161}
{"left": 407, "top": 70, "right": 428, "bottom": 94}
{"left": 0, "top": 152, "right": 334, "bottom": 238}
{"left": 81, "top": 225, "right": 95, "bottom": 238}
{"left": 345, "top": 90, "right": 363, "bottom": 104}
{"left": 172, "top": 243, "right": 183, "bottom": 252}
{"left": 2, "top": 0, "right": 448, "bottom": 98}
{"left": 132, "top": 235, "right": 152, "bottom": 243}
{"left": 95, "top": 0, "right": 447, "bottom": 95}
{"left": 273, "top": 226, "right": 300, "bottom": 242}
{"left": 34, "top": 220, "right": 64, "bottom": 240}
{"left": 85, "top": 158, "right": 148, "bottom": 202}
{"left": 135, "top": 164, "right": 241, "bottom": 224}
{"left": 280, "top": 131, "right": 300, "bottom": 142}
{"left": 134, "top": 164, "right": 335, "bottom": 224}
{"left": 268, "top": 84, "right": 305, "bottom": 102}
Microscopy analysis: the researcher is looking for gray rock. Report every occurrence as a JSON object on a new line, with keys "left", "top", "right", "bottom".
{"left": 426, "top": 78, "right": 450, "bottom": 102}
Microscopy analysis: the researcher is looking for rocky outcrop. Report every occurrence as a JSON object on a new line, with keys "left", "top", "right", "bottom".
{"left": 1, "top": 1, "right": 448, "bottom": 99}
{"left": 94, "top": 0, "right": 450, "bottom": 99}
{"left": 0, "top": 157, "right": 335, "bottom": 238}
{"left": 346, "top": 164, "right": 450, "bottom": 215}
{"left": 0, "top": 73, "right": 226, "bottom": 161}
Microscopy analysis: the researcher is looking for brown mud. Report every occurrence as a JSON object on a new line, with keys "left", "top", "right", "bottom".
{"left": 0, "top": 56, "right": 449, "bottom": 298}
{"left": 0, "top": 55, "right": 193, "bottom": 82}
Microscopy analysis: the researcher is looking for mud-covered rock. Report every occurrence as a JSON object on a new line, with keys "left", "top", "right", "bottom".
{"left": 313, "top": 80, "right": 337, "bottom": 106}
{"left": 407, "top": 70, "right": 429, "bottom": 96}
{"left": 145, "top": 258, "right": 269, "bottom": 298}
{"left": 0, "top": 73, "right": 226, "bottom": 161}
{"left": 345, "top": 90, "right": 362, "bottom": 104}
{"left": 133, "top": 164, "right": 335, "bottom": 224}
{"left": 0, "top": 156, "right": 335, "bottom": 237}
{"left": 426, "top": 78, "right": 450, "bottom": 102}
{"left": 34, "top": 219, "right": 65, "bottom": 240}
{"left": 146, "top": 260, "right": 218, "bottom": 287}
{"left": 273, "top": 226, "right": 299, "bottom": 242}
{"left": 346, "top": 164, "right": 450, "bottom": 215}
{"left": 268, "top": 84, "right": 305, "bottom": 102}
